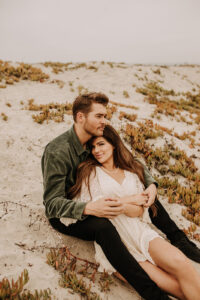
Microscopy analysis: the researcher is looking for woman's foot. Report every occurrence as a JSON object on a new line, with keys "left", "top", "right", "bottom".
{"left": 113, "top": 271, "right": 127, "bottom": 283}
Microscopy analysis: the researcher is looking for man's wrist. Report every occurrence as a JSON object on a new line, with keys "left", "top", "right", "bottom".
{"left": 83, "top": 202, "right": 93, "bottom": 216}
{"left": 147, "top": 183, "right": 157, "bottom": 190}
{"left": 149, "top": 182, "right": 158, "bottom": 188}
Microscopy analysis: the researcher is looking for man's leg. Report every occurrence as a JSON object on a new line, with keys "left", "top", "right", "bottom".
{"left": 49, "top": 217, "right": 170, "bottom": 300}
{"left": 149, "top": 198, "right": 200, "bottom": 263}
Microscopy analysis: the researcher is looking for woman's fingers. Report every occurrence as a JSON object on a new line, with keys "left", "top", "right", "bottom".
{"left": 134, "top": 194, "right": 149, "bottom": 205}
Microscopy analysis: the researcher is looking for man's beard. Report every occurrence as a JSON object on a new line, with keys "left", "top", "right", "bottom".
{"left": 84, "top": 124, "right": 104, "bottom": 137}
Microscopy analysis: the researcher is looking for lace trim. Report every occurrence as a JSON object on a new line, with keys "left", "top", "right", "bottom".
{"left": 140, "top": 232, "right": 163, "bottom": 265}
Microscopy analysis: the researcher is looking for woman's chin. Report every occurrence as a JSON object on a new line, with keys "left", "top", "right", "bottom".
{"left": 96, "top": 158, "right": 105, "bottom": 164}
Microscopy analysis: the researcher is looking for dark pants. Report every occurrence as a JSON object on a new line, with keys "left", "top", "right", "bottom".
{"left": 149, "top": 198, "right": 185, "bottom": 241}
{"left": 49, "top": 198, "right": 181, "bottom": 300}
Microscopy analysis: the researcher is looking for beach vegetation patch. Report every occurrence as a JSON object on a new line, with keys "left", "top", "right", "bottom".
{"left": 0, "top": 61, "right": 49, "bottom": 87}
{"left": 136, "top": 83, "right": 200, "bottom": 124}
{"left": 110, "top": 100, "right": 138, "bottom": 110}
{"left": 119, "top": 111, "right": 137, "bottom": 122}
{"left": 46, "top": 247, "right": 114, "bottom": 299}
{"left": 0, "top": 269, "right": 51, "bottom": 299}
{"left": 1, "top": 112, "right": 8, "bottom": 121}
{"left": 121, "top": 120, "right": 200, "bottom": 229}
{"left": 50, "top": 79, "right": 65, "bottom": 88}
{"left": 106, "top": 105, "right": 117, "bottom": 120}
{"left": 152, "top": 68, "right": 161, "bottom": 75}
{"left": 123, "top": 90, "right": 130, "bottom": 98}
{"left": 25, "top": 99, "right": 72, "bottom": 124}
{"left": 77, "top": 85, "right": 89, "bottom": 95}
{"left": 136, "top": 81, "right": 176, "bottom": 97}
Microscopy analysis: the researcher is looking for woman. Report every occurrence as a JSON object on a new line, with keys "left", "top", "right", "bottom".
{"left": 64, "top": 125, "right": 200, "bottom": 300}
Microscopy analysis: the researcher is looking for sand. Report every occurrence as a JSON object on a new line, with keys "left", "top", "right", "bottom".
{"left": 0, "top": 61, "right": 200, "bottom": 299}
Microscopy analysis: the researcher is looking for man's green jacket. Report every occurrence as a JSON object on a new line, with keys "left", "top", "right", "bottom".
{"left": 41, "top": 126, "right": 157, "bottom": 220}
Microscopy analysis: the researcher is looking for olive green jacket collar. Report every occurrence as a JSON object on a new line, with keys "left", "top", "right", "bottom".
{"left": 69, "top": 125, "right": 90, "bottom": 156}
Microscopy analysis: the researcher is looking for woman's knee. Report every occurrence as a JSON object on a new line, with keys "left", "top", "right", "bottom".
{"left": 170, "top": 251, "right": 190, "bottom": 274}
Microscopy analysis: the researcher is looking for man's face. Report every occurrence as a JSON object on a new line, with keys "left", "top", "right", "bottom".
{"left": 82, "top": 103, "right": 107, "bottom": 137}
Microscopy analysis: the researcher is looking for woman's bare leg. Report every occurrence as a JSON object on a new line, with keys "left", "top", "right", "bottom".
{"left": 114, "top": 261, "right": 186, "bottom": 299}
{"left": 149, "top": 238, "right": 200, "bottom": 300}
{"left": 113, "top": 271, "right": 127, "bottom": 283}
{"left": 139, "top": 261, "right": 186, "bottom": 300}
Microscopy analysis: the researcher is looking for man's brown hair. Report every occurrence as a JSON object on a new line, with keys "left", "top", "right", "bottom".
{"left": 72, "top": 92, "right": 109, "bottom": 121}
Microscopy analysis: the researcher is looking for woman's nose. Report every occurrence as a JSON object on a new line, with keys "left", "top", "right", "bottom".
{"left": 93, "top": 146, "right": 99, "bottom": 154}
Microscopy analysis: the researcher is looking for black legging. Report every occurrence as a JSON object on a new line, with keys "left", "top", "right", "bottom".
{"left": 49, "top": 214, "right": 170, "bottom": 300}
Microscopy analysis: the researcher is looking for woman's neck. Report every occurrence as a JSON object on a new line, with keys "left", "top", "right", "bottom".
{"left": 101, "top": 161, "right": 116, "bottom": 171}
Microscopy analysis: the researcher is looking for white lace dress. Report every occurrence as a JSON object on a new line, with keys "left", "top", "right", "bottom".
{"left": 61, "top": 167, "right": 162, "bottom": 274}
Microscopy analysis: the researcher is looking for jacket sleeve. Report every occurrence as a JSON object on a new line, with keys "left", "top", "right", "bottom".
{"left": 135, "top": 158, "right": 158, "bottom": 188}
{"left": 41, "top": 150, "right": 88, "bottom": 220}
{"left": 143, "top": 164, "right": 158, "bottom": 188}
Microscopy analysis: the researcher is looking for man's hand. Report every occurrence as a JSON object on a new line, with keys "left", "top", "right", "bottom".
{"left": 143, "top": 184, "right": 157, "bottom": 207}
{"left": 83, "top": 197, "right": 124, "bottom": 218}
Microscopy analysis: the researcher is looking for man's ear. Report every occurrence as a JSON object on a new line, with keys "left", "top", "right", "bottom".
{"left": 76, "top": 111, "right": 85, "bottom": 123}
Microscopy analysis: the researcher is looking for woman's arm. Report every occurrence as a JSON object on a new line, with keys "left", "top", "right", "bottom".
{"left": 118, "top": 193, "right": 146, "bottom": 217}
{"left": 123, "top": 203, "right": 144, "bottom": 218}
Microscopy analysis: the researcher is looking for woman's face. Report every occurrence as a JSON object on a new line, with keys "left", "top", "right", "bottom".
{"left": 91, "top": 137, "right": 114, "bottom": 165}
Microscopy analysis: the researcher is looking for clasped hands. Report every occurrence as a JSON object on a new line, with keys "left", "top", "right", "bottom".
{"left": 84, "top": 184, "right": 157, "bottom": 219}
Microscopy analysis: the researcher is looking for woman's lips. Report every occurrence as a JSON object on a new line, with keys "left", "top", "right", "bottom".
{"left": 95, "top": 154, "right": 103, "bottom": 159}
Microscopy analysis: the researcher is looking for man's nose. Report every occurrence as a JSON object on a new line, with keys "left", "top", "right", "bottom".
{"left": 101, "top": 117, "right": 107, "bottom": 124}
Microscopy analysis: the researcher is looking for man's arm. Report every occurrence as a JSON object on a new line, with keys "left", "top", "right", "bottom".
{"left": 134, "top": 159, "right": 158, "bottom": 206}
{"left": 138, "top": 159, "right": 158, "bottom": 188}
{"left": 42, "top": 149, "right": 87, "bottom": 220}
{"left": 42, "top": 150, "right": 124, "bottom": 220}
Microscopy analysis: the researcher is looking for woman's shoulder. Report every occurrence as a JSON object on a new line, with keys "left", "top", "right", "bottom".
{"left": 125, "top": 169, "right": 140, "bottom": 180}
{"left": 95, "top": 166, "right": 102, "bottom": 173}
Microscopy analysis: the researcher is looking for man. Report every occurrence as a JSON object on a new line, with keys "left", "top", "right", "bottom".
{"left": 41, "top": 92, "right": 200, "bottom": 300}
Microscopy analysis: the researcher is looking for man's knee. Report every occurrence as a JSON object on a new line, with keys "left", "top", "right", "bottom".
{"left": 94, "top": 217, "right": 114, "bottom": 233}
{"left": 94, "top": 218, "right": 120, "bottom": 248}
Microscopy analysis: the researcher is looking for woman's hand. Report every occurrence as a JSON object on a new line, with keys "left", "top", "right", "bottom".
{"left": 123, "top": 203, "right": 144, "bottom": 218}
{"left": 120, "top": 193, "right": 149, "bottom": 206}
{"left": 143, "top": 184, "right": 157, "bottom": 207}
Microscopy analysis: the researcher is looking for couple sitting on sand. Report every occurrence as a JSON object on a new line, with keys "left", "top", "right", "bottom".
{"left": 41, "top": 93, "right": 200, "bottom": 300}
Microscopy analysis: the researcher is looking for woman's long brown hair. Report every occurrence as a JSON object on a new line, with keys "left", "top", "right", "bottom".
{"left": 68, "top": 124, "right": 157, "bottom": 216}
